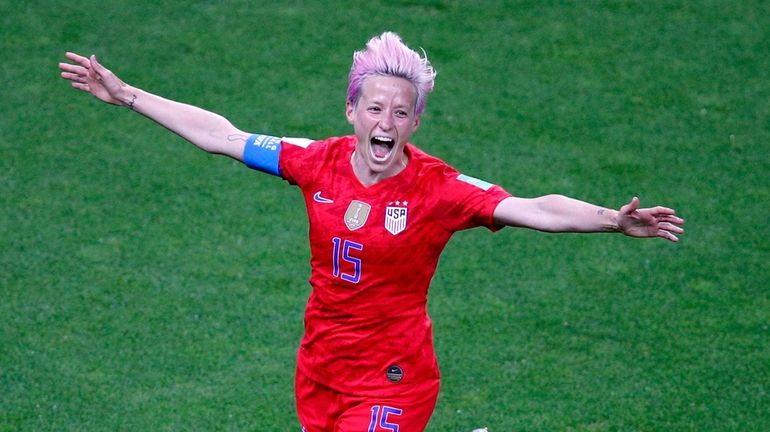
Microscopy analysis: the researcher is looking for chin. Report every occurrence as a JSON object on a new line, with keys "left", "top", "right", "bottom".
{"left": 365, "top": 159, "right": 392, "bottom": 173}
{"left": 363, "top": 150, "right": 393, "bottom": 170}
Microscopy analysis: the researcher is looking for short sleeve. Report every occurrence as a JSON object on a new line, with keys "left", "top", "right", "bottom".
{"left": 432, "top": 168, "right": 512, "bottom": 232}
{"left": 278, "top": 137, "right": 320, "bottom": 186}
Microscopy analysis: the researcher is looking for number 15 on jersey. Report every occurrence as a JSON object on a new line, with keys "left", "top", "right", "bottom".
{"left": 331, "top": 237, "right": 363, "bottom": 283}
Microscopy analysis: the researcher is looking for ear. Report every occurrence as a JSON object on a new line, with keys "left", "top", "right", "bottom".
{"left": 412, "top": 115, "right": 421, "bottom": 131}
{"left": 345, "top": 100, "right": 355, "bottom": 124}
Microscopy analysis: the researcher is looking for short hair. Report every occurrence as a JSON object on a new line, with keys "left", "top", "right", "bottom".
{"left": 347, "top": 32, "right": 437, "bottom": 117}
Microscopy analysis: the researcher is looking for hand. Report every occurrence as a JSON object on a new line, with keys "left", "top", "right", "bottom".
{"left": 617, "top": 197, "right": 685, "bottom": 242}
{"left": 58, "top": 52, "right": 130, "bottom": 107}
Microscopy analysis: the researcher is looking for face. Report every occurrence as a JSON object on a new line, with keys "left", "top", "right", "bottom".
{"left": 346, "top": 75, "right": 420, "bottom": 181}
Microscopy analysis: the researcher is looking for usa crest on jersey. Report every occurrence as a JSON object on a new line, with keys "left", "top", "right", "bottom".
{"left": 384, "top": 201, "right": 408, "bottom": 235}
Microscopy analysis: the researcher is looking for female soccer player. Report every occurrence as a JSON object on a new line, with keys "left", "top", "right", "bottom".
{"left": 59, "top": 32, "right": 684, "bottom": 431}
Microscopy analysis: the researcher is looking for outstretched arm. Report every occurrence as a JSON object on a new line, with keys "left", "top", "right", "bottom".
{"left": 58, "top": 52, "right": 249, "bottom": 160}
{"left": 493, "top": 195, "right": 684, "bottom": 242}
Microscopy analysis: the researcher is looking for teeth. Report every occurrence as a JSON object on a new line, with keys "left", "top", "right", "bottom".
{"left": 370, "top": 136, "right": 394, "bottom": 160}
{"left": 372, "top": 136, "right": 394, "bottom": 144}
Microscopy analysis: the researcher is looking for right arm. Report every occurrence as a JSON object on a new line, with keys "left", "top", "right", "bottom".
{"left": 493, "top": 195, "right": 684, "bottom": 242}
{"left": 58, "top": 52, "right": 248, "bottom": 160}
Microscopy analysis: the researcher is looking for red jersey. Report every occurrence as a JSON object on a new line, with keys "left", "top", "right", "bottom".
{"left": 278, "top": 135, "right": 511, "bottom": 396}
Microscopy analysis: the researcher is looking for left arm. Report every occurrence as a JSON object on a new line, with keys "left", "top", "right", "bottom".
{"left": 493, "top": 195, "right": 685, "bottom": 242}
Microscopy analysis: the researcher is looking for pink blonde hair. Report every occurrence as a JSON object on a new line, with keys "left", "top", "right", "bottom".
{"left": 347, "top": 32, "right": 437, "bottom": 117}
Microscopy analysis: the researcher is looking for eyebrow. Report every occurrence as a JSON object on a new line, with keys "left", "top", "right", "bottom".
{"left": 365, "top": 98, "right": 412, "bottom": 109}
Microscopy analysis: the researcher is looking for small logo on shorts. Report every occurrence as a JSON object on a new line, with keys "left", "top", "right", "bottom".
{"left": 386, "top": 365, "right": 404, "bottom": 383}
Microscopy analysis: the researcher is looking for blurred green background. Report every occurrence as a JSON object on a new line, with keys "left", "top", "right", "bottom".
{"left": 1, "top": 0, "right": 768, "bottom": 430}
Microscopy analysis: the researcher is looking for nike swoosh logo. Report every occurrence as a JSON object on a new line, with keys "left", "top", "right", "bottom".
{"left": 313, "top": 191, "right": 334, "bottom": 204}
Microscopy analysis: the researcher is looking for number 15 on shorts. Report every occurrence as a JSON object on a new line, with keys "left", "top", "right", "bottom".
{"left": 368, "top": 405, "right": 402, "bottom": 432}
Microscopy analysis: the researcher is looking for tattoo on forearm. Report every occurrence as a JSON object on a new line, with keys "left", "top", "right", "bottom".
{"left": 126, "top": 94, "right": 137, "bottom": 110}
{"left": 597, "top": 208, "right": 606, "bottom": 216}
{"left": 227, "top": 134, "right": 248, "bottom": 143}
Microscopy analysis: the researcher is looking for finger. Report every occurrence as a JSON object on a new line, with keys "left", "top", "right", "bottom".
{"left": 651, "top": 206, "right": 677, "bottom": 216}
{"left": 60, "top": 71, "right": 88, "bottom": 83}
{"left": 659, "top": 222, "right": 684, "bottom": 234}
{"left": 90, "top": 54, "right": 108, "bottom": 74}
{"left": 81, "top": 55, "right": 105, "bottom": 82}
{"left": 65, "top": 51, "right": 90, "bottom": 68}
{"left": 89, "top": 55, "right": 113, "bottom": 83}
{"left": 658, "top": 229, "right": 680, "bottom": 242}
{"left": 58, "top": 62, "right": 88, "bottom": 75}
{"left": 61, "top": 67, "right": 88, "bottom": 83}
{"left": 659, "top": 215, "right": 685, "bottom": 225}
{"left": 71, "top": 82, "right": 90, "bottom": 92}
{"left": 65, "top": 51, "right": 87, "bottom": 61}
{"left": 619, "top": 196, "right": 640, "bottom": 216}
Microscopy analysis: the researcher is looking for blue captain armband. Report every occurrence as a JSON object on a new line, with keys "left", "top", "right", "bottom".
{"left": 243, "top": 134, "right": 282, "bottom": 176}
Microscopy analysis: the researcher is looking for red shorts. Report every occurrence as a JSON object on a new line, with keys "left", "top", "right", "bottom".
{"left": 295, "top": 372, "right": 440, "bottom": 432}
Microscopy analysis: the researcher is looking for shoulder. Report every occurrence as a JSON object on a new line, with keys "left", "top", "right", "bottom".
{"left": 280, "top": 135, "right": 354, "bottom": 163}
{"left": 408, "top": 143, "right": 510, "bottom": 197}
{"left": 283, "top": 135, "right": 354, "bottom": 156}
{"left": 408, "top": 144, "right": 458, "bottom": 176}
{"left": 279, "top": 135, "right": 355, "bottom": 185}
{"left": 408, "top": 144, "right": 468, "bottom": 187}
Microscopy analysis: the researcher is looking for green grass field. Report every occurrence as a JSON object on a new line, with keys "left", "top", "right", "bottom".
{"left": 2, "top": 0, "right": 768, "bottom": 430}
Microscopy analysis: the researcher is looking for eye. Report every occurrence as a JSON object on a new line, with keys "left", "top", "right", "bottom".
{"left": 367, "top": 106, "right": 381, "bottom": 113}
{"left": 395, "top": 110, "right": 408, "bottom": 118}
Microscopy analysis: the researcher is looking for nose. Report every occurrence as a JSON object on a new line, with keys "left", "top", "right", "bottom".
{"left": 378, "top": 111, "right": 394, "bottom": 131}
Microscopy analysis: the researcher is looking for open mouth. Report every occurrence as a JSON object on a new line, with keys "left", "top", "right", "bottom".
{"left": 370, "top": 136, "right": 394, "bottom": 160}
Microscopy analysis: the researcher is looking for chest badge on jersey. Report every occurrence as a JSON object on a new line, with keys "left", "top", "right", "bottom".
{"left": 344, "top": 200, "right": 371, "bottom": 231}
{"left": 385, "top": 201, "right": 408, "bottom": 235}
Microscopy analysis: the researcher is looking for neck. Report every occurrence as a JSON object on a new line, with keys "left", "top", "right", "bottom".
{"left": 351, "top": 150, "right": 408, "bottom": 187}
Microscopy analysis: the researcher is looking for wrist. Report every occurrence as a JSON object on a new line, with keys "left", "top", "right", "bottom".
{"left": 116, "top": 85, "right": 139, "bottom": 110}
{"left": 599, "top": 208, "right": 620, "bottom": 232}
